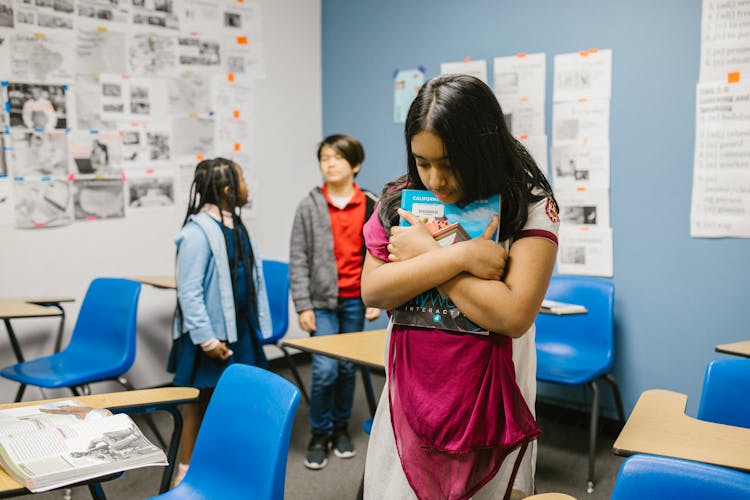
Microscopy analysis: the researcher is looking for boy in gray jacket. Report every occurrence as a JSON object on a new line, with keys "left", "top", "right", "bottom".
{"left": 290, "top": 134, "right": 380, "bottom": 470}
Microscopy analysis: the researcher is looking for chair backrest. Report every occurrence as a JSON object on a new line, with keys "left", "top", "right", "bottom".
{"left": 262, "top": 259, "right": 290, "bottom": 343}
{"left": 611, "top": 454, "right": 750, "bottom": 500}
{"left": 698, "top": 358, "right": 750, "bottom": 428}
{"left": 65, "top": 278, "right": 141, "bottom": 379}
{"left": 535, "top": 275, "right": 615, "bottom": 370}
{"left": 186, "top": 364, "right": 301, "bottom": 500}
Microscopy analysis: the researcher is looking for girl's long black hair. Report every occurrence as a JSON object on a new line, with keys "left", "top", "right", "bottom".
{"left": 181, "top": 157, "right": 257, "bottom": 329}
{"left": 379, "top": 74, "right": 556, "bottom": 242}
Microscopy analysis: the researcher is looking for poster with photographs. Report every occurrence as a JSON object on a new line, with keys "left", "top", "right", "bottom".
{"left": 131, "top": 0, "right": 179, "bottom": 31}
{"left": 167, "top": 75, "right": 212, "bottom": 116}
{"left": 220, "top": 2, "right": 265, "bottom": 78}
{"left": 128, "top": 32, "right": 177, "bottom": 77}
{"left": 15, "top": 0, "right": 75, "bottom": 30}
{"left": 6, "top": 82, "right": 68, "bottom": 131}
{"left": 14, "top": 178, "right": 73, "bottom": 228}
{"left": 0, "top": 179, "right": 13, "bottom": 226}
{"left": 74, "top": 74, "right": 116, "bottom": 131}
{"left": 177, "top": 35, "right": 221, "bottom": 73}
{"left": 99, "top": 74, "right": 158, "bottom": 122}
{"left": 10, "top": 32, "right": 75, "bottom": 83}
{"left": 76, "top": 28, "right": 127, "bottom": 75}
{"left": 73, "top": 178, "right": 125, "bottom": 220}
{"left": 120, "top": 125, "right": 170, "bottom": 163}
{"left": 76, "top": 0, "right": 130, "bottom": 25}
{"left": 126, "top": 169, "right": 175, "bottom": 210}
{"left": 0, "top": 0, "right": 13, "bottom": 28}
{"left": 68, "top": 130, "right": 123, "bottom": 176}
{"left": 551, "top": 143, "right": 610, "bottom": 190}
{"left": 556, "top": 188, "right": 610, "bottom": 227}
{"left": 10, "top": 130, "right": 69, "bottom": 178}
{"left": 172, "top": 117, "right": 214, "bottom": 157}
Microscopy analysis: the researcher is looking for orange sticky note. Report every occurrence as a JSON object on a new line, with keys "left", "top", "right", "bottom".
{"left": 196, "top": 154, "right": 205, "bottom": 161}
{"left": 588, "top": 48, "right": 599, "bottom": 54}
{"left": 728, "top": 71, "right": 740, "bottom": 83}
{"left": 234, "top": 143, "right": 241, "bottom": 152}
{"left": 579, "top": 50, "right": 589, "bottom": 57}
{"left": 233, "top": 110, "right": 240, "bottom": 119}
{"left": 227, "top": 73, "right": 235, "bottom": 82}
{"left": 519, "top": 134, "right": 529, "bottom": 140}
{"left": 576, "top": 186, "right": 587, "bottom": 192}
{"left": 237, "top": 36, "right": 248, "bottom": 45}
{"left": 463, "top": 56, "right": 471, "bottom": 63}
{"left": 517, "top": 52, "right": 527, "bottom": 58}
{"left": 578, "top": 98, "right": 588, "bottom": 103}
{"left": 520, "top": 96, "right": 528, "bottom": 102}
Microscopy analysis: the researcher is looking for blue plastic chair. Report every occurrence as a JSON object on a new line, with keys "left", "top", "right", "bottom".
{"left": 150, "top": 364, "right": 301, "bottom": 500}
{"left": 1, "top": 278, "right": 142, "bottom": 400}
{"left": 261, "top": 259, "right": 310, "bottom": 404}
{"left": 611, "top": 454, "right": 750, "bottom": 499}
{"left": 698, "top": 358, "right": 750, "bottom": 428}
{"left": 535, "top": 275, "right": 624, "bottom": 492}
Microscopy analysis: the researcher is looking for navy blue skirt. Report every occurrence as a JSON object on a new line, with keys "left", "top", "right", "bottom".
{"left": 168, "top": 313, "right": 269, "bottom": 389}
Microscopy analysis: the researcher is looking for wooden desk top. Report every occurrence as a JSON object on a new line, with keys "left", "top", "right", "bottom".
{"left": 24, "top": 297, "right": 75, "bottom": 305}
{"left": 0, "top": 300, "right": 63, "bottom": 320}
{"left": 282, "top": 329, "right": 386, "bottom": 370}
{"left": 613, "top": 389, "right": 750, "bottom": 472}
{"left": 715, "top": 340, "right": 750, "bottom": 358}
{"left": 0, "top": 387, "right": 198, "bottom": 494}
{"left": 128, "top": 276, "right": 177, "bottom": 290}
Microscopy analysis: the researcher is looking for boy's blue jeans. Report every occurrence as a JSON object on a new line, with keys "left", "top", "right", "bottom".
{"left": 309, "top": 297, "right": 365, "bottom": 435}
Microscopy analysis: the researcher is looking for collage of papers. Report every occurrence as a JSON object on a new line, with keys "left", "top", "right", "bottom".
{"left": 432, "top": 50, "right": 614, "bottom": 277}
{"left": 0, "top": 0, "right": 264, "bottom": 228}
{"left": 690, "top": 0, "right": 750, "bottom": 237}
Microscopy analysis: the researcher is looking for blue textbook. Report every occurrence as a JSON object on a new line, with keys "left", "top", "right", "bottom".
{"left": 392, "top": 189, "right": 501, "bottom": 334}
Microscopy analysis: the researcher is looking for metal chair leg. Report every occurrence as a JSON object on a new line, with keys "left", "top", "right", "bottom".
{"left": 587, "top": 380, "right": 600, "bottom": 494}
{"left": 277, "top": 343, "right": 310, "bottom": 405}
{"left": 87, "top": 481, "right": 107, "bottom": 500}
{"left": 603, "top": 374, "right": 626, "bottom": 426}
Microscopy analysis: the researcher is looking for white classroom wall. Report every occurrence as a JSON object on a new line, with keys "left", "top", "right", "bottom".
{"left": 0, "top": 0, "right": 322, "bottom": 400}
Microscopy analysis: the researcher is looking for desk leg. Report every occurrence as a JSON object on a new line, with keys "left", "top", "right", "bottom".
{"left": 360, "top": 367, "right": 377, "bottom": 417}
{"left": 50, "top": 304, "right": 66, "bottom": 353}
{"left": 4, "top": 319, "right": 27, "bottom": 402}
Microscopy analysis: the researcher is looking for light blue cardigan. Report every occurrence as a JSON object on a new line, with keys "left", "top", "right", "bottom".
{"left": 172, "top": 212, "right": 273, "bottom": 344}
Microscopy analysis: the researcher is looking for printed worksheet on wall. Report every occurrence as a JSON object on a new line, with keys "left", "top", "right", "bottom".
{"left": 440, "top": 59, "right": 488, "bottom": 84}
{"left": 699, "top": 0, "right": 750, "bottom": 83}
{"left": 553, "top": 49, "right": 612, "bottom": 102}
{"left": 556, "top": 188, "right": 610, "bottom": 228}
{"left": 557, "top": 225, "right": 613, "bottom": 277}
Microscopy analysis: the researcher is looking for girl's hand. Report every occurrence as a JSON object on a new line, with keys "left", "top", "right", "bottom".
{"left": 461, "top": 216, "right": 507, "bottom": 280}
{"left": 365, "top": 307, "right": 381, "bottom": 321}
{"left": 204, "top": 342, "right": 233, "bottom": 361}
{"left": 387, "top": 209, "right": 439, "bottom": 262}
{"left": 298, "top": 310, "right": 316, "bottom": 333}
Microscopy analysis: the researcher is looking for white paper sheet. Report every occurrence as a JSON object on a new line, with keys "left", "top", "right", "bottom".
{"left": 127, "top": 32, "right": 178, "bottom": 77}
{"left": 10, "top": 32, "right": 75, "bottom": 83}
{"left": 700, "top": 0, "right": 750, "bottom": 82}
{"left": 557, "top": 225, "right": 613, "bottom": 277}
{"left": 440, "top": 59, "right": 488, "bottom": 84}
{"left": 551, "top": 142, "right": 610, "bottom": 190}
{"left": 72, "top": 177, "right": 125, "bottom": 220}
{"left": 10, "top": 130, "right": 69, "bottom": 178}
{"left": 691, "top": 81, "right": 750, "bottom": 237}
{"left": 552, "top": 99, "right": 610, "bottom": 147}
{"left": 171, "top": 117, "right": 215, "bottom": 157}
{"left": 126, "top": 168, "right": 176, "bottom": 211}
{"left": 553, "top": 49, "right": 612, "bottom": 102}
{"left": 493, "top": 52, "right": 546, "bottom": 104}
{"left": 13, "top": 177, "right": 73, "bottom": 228}
{"left": 67, "top": 130, "right": 122, "bottom": 177}
{"left": 75, "top": 28, "right": 127, "bottom": 75}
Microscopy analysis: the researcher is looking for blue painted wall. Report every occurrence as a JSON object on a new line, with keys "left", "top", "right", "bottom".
{"left": 322, "top": 0, "right": 749, "bottom": 416}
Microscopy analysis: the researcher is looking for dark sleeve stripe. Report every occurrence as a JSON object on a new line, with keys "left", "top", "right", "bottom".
{"left": 517, "top": 229, "right": 558, "bottom": 246}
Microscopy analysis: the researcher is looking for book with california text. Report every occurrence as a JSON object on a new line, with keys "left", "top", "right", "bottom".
{"left": 0, "top": 400, "right": 167, "bottom": 493}
{"left": 392, "top": 189, "right": 501, "bottom": 334}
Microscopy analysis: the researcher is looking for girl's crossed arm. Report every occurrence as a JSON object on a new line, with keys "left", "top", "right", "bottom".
{"left": 361, "top": 210, "right": 505, "bottom": 311}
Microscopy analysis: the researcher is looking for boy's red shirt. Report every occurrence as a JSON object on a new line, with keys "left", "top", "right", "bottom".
{"left": 322, "top": 183, "right": 366, "bottom": 298}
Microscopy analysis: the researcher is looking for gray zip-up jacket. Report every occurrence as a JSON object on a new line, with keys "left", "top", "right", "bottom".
{"left": 289, "top": 187, "right": 377, "bottom": 313}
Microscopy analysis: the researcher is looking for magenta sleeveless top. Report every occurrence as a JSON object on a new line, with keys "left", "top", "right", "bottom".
{"left": 364, "top": 209, "right": 540, "bottom": 500}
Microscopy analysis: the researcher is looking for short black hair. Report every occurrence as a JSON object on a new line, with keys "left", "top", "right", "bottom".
{"left": 317, "top": 134, "right": 365, "bottom": 176}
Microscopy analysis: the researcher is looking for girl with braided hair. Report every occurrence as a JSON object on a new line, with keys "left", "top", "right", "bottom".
{"left": 167, "top": 157, "right": 273, "bottom": 485}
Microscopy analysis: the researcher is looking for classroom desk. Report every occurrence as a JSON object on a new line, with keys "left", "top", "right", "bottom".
{"left": 128, "top": 276, "right": 177, "bottom": 290}
{"left": 612, "top": 389, "right": 750, "bottom": 472}
{"left": 715, "top": 340, "right": 750, "bottom": 358}
{"left": 0, "top": 387, "right": 199, "bottom": 498}
{"left": 282, "top": 329, "right": 386, "bottom": 416}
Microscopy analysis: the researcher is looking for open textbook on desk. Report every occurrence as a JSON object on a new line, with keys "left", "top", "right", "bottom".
{"left": 0, "top": 400, "right": 166, "bottom": 492}
{"left": 392, "top": 189, "right": 501, "bottom": 335}
{"left": 540, "top": 299, "right": 588, "bottom": 315}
